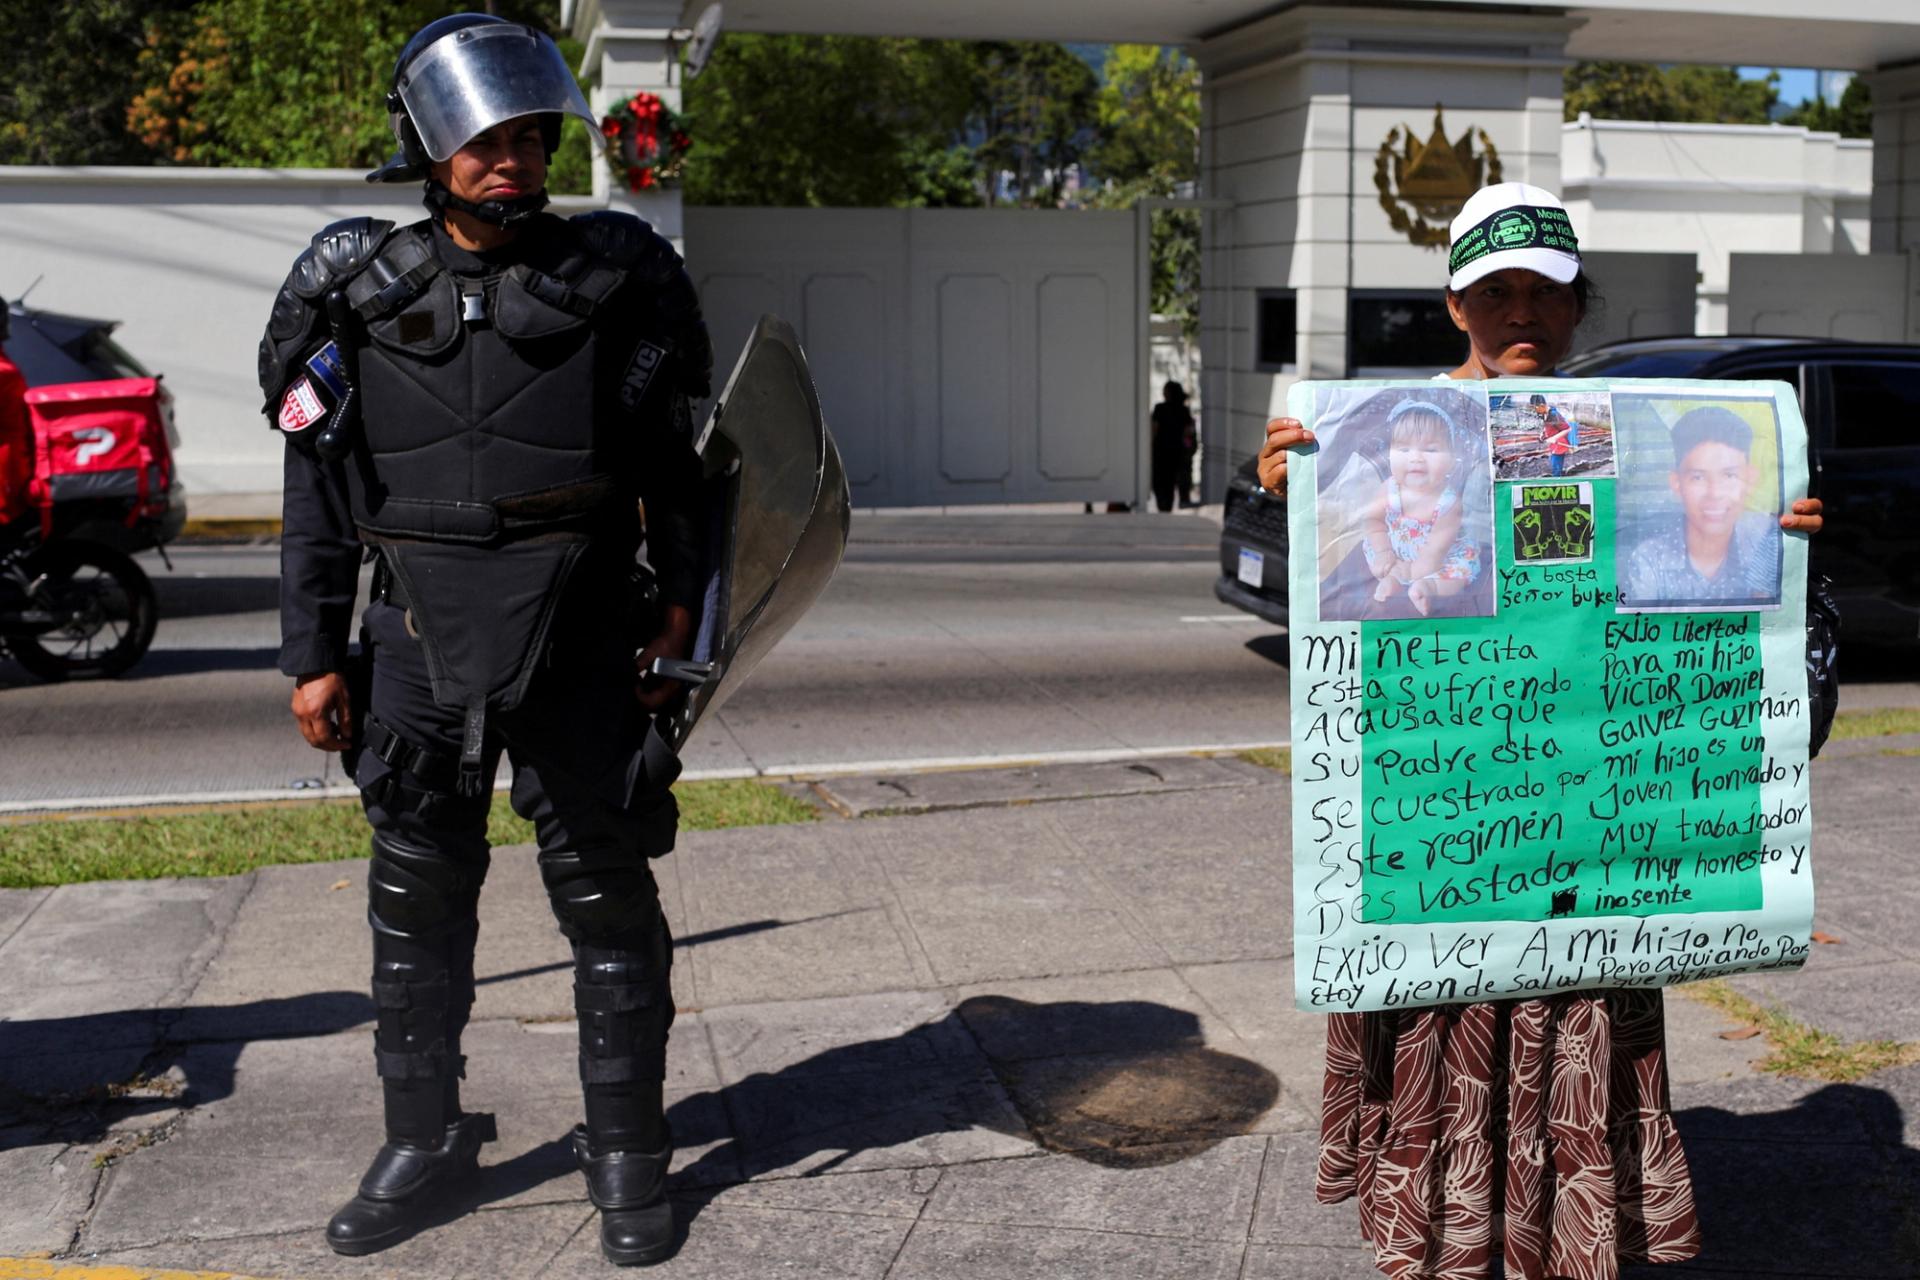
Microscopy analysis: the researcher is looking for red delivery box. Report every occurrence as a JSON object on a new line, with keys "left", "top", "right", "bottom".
{"left": 24, "top": 376, "right": 177, "bottom": 531}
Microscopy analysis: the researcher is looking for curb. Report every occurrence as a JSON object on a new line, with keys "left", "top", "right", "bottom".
{"left": 0, "top": 1264, "right": 257, "bottom": 1280}
{"left": 177, "top": 517, "right": 281, "bottom": 542}
{"left": 0, "top": 742, "right": 1292, "bottom": 819}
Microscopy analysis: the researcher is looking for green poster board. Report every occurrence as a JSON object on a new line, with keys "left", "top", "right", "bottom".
{"left": 1288, "top": 378, "right": 1813, "bottom": 1013}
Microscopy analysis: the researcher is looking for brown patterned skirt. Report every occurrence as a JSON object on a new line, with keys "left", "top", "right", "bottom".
{"left": 1318, "top": 991, "right": 1701, "bottom": 1280}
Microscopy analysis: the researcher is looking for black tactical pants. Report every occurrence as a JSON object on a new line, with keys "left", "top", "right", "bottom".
{"left": 354, "top": 600, "right": 676, "bottom": 1153}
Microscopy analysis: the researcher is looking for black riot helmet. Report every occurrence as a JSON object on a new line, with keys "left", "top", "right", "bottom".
{"left": 367, "top": 13, "right": 597, "bottom": 227}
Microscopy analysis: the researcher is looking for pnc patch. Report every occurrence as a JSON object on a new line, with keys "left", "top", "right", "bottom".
{"left": 620, "top": 340, "right": 669, "bottom": 411}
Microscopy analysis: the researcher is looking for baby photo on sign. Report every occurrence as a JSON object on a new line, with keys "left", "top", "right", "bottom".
{"left": 1490, "top": 389, "right": 1615, "bottom": 479}
{"left": 1312, "top": 384, "right": 1495, "bottom": 621}
{"left": 1613, "top": 391, "right": 1785, "bottom": 611}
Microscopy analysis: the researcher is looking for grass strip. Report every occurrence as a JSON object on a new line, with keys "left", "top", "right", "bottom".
{"left": 1682, "top": 978, "right": 1920, "bottom": 1083}
{"left": 1239, "top": 747, "right": 1292, "bottom": 774}
{"left": 1830, "top": 706, "right": 1920, "bottom": 741}
{"left": 0, "top": 779, "right": 816, "bottom": 889}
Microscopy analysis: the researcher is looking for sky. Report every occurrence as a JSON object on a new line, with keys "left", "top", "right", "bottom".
{"left": 1738, "top": 66, "right": 1853, "bottom": 107}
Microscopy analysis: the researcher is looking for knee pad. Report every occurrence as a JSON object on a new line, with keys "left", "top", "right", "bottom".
{"left": 368, "top": 826, "right": 488, "bottom": 937}
{"left": 538, "top": 845, "right": 661, "bottom": 944}
{"left": 574, "top": 931, "right": 674, "bottom": 1084}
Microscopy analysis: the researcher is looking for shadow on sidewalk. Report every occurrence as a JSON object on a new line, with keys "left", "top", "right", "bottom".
{"left": 664, "top": 994, "right": 1280, "bottom": 1246}
{"left": 1642, "top": 1081, "right": 1920, "bottom": 1276}
{"left": 0, "top": 991, "right": 374, "bottom": 1150}
{"left": 0, "top": 919, "right": 816, "bottom": 1152}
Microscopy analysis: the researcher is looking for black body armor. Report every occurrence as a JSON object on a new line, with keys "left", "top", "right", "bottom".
{"left": 262, "top": 211, "right": 713, "bottom": 791}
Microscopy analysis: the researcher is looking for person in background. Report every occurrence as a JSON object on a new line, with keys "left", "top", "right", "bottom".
{"left": 1254, "top": 181, "right": 1825, "bottom": 1280}
{"left": 1150, "top": 380, "right": 1196, "bottom": 511}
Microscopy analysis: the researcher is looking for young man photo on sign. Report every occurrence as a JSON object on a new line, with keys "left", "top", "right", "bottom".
{"left": 1620, "top": 401, "right": 1784, "bottom": 610}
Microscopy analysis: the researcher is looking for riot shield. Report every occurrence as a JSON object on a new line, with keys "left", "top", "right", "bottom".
{"left": 656, "top": 315, "right": 849, "bottom": 752}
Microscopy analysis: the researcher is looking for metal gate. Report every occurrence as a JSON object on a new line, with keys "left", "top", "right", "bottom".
{"left": 685, "top": 207, "right": 1141, "bottom": 507}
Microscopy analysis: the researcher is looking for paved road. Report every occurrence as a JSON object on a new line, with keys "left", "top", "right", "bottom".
{"left": 0, "top": 514, "right": 1297, "bottom": 808}
{"left": 6, "top": 511, "right": 1915, "bottom": 811}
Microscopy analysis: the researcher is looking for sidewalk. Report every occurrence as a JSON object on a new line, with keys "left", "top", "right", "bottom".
{"left": 2, "top": 752, "right": 1917, "bottom": 1279}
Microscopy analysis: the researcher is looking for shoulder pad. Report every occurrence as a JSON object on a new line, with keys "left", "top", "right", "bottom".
{"left": 288, "top": 216, "right": 398, "bottom": 299}
{"left": 570, "top": 210, "right": 683, "bottom": 283}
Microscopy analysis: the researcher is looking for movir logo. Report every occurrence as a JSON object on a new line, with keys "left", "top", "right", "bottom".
{"left": 1490, "top": 211, "right": 1535, "bottom": 249}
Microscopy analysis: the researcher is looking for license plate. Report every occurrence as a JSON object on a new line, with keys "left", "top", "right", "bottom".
{"left": 1237, "top": 547, "right": 1264, "bottom": 587}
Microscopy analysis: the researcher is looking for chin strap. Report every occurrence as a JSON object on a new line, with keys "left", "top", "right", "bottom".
{"left": 424, "top": 179, "right": 550, "bottom": 228}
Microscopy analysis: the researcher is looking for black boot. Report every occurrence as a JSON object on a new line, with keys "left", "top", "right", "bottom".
{"left": 573, "top": 1122, "right": 674, "bottom": 1266}
{"left": 327, "top": 1111, "right": 497, "bottom": 1255}
{"left": 571, "top": 928, "right": 676, "bottom": 1266}
{"left": 334, "top": 816, "right": 492, "bottom": 1258}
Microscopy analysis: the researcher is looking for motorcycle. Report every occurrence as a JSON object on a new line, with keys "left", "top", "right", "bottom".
{"left": 0, "top": 522, "right": 158, "bottom": 680}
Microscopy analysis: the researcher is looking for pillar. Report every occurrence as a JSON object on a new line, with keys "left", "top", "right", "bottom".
{"left": 567, "top": 0, "right": 687, "bottom": 245}
{"left": 1193, "top": 5, "right": 1577, "bottom": 499}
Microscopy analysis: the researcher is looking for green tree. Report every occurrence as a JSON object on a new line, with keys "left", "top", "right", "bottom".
{"left": 1083, "top": 45, "right": 1201, "bottom": 336}
{"left": 124, "top": 0, "right": 595, "bottom": 187}
{"left": 1563, "top": 62, "right": 1777, "bottom": 124}
{"left": 1781, "top": 77, "right": 1872, "bottom": 138}
{"left": 680, "top": 33, "right": 978, "bottom": 207}
{"left": 0, "top": 0, "right": 196, "bottom": 164}
{"left": 1084, "top": 45, "right": 1197, "bottom": 193}
{"left": 969, "top": 41, "right": 1099, "bottom": 207}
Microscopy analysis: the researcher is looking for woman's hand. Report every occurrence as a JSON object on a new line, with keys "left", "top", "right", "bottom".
{"left": 1256, "top": 417, "right": 1315, "bottom": 496}
{"left": 1780, "top": 497, "right": 1823, "bottom": 536}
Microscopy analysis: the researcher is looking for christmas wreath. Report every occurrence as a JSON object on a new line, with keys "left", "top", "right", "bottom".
{"left": 599, "top": 91, "right": 692, "bottom": 192}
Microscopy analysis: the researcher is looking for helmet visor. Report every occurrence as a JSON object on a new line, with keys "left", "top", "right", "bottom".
{"left": 398, "top": 23, "right": 595, "bottom": 162}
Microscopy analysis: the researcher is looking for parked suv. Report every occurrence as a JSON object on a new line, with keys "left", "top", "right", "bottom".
{"left": 1215, "top": 337, "right": 1920, "bottom": 646}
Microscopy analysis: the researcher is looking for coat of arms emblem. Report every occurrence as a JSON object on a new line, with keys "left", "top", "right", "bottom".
{"left": 1374, "top": 106, "right": 1503, "bottom": 247}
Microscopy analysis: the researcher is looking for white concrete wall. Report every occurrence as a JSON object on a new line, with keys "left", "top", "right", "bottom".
{"left": 1728, "top": 252, "right": 1916, "bottom": 342}
{"left": 1562, "top": 118, "right": 1872, "bottom": 334}
{"left": 1869, "top": 63, "right": 1920, "bottom": 255}
{"left": 0, "top": 168, "right": 608, "bottom": 512}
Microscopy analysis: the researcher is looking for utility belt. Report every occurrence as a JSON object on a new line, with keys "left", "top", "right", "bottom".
{"left": 355, "top": 712, "right": 489, "bottom": 822}
{"left": 362, "top": 712, "right": 463, "bottom": 794}
{"left": 353, "top": 475, "right": 622, "bottom": 547}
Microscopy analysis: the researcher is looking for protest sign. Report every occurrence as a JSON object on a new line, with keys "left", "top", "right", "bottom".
{"left": 1288, "top": 378, "right": 1813, "bottom": 1014}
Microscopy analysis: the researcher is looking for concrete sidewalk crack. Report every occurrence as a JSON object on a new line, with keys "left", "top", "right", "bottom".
{"left": 60, "top": 1142, "right": 115, "bottom": 1258}
{"left": 880, "top": 1165, "right": 940, "bottom": 1278}
{"left": 529, "top": 1205, "right": 597, "bottom": 1277}
{"left": 1236, "top": 1136, "right": 1276, "bottom": 1280}
{"left": 166, "top": 870, "right": 260, "bottom": 1010}
{"left": 0, "top": 882, "right": 59, "bottom": 954}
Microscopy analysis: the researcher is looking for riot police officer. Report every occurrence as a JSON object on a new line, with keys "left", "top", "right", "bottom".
{"left": 260, "top": 14, "right": 712, "bottom": 1266}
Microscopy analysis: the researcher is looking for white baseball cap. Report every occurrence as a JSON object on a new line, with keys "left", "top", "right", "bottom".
{"left": 1446, "top": 182, "right": 1582, "bottom": 291}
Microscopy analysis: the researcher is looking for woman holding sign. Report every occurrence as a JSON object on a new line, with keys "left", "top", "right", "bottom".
{"left": 1257, "top": 183, "right": 1825, "bottom": 1279}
